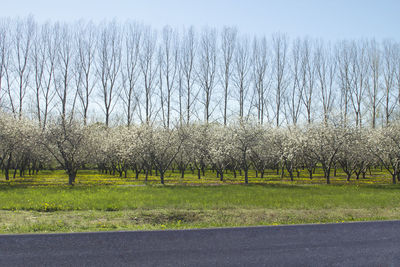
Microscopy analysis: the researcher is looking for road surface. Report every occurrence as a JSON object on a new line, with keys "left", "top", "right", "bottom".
{"left": 1, "top": 220, "right": 400, "bottom": 266}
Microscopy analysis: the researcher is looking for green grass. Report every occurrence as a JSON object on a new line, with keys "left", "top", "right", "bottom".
{"left": 0, "top": 168, "right": 399, "bottom": 233}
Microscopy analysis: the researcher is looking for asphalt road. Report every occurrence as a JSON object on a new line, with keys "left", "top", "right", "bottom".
{"left": 1, "top": 220, "right": 400, "bottom": 266}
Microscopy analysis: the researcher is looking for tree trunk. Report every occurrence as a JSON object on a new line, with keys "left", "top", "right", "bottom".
{"left": 393, "top": 174, "right": 397, "bottom": 184}
{"left": 244, "top": 169, "right": 248, "bottom": 184}
{"left": 68, "top": 171, "right": 77, "bottom": 185}
{"left": 5, "top": 168, "right": 9, "bottom": 181}
{"left": 197, "top": 168, "right": 201, "bottom": 179}
{"left": 220, "top": 171, "right": 224, "bottom": 181}
{"left": 160, "top": 171, "right": 165, "bottom": 185}
{"left": 325, "top": 168, "right": 331, "bottom": 184}
{"left": 289, "top": 170, "right": 293, "bottom": 181}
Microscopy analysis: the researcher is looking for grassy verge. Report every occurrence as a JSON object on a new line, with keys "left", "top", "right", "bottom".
{"left": 1, "top": 208, "right": 399, "bottom": 234}
{"left": 1, "top": 183, "right": 400, "bottom": 233}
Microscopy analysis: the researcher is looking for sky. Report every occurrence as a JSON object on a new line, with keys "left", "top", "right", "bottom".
{"left": 1, "top": 0, "right": 399, "bottom": 41}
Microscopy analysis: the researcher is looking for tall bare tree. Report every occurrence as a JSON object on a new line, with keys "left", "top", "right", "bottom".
{"left": 382, "top": 40, "right": 397, "bottom": 125}
{"left": 32, "top": 20, "right": 46, "bottom": 126}
{"left": 96, "top": 21, "right": 122, "bottom": 127}
{"left": 40, "top": 22, "right": 59, "bottom": 129}
{"left": 315, "top": 41, "right": 336, "bottom": 124}
{"left": 300, "top": 38, "right": 315, "bottom": 124}
{"left": 198, "top": 27, "right": 218, "bottom": 123}
{"left": 180, "top": 27, "right": 196, "bottom": 124}
{"left": 122, "top": 22, "right": 141, "bottom": 126}
{"left": 336, "top": 41, "right": 352, "bottom": 127}
{"left": 367, "top": 39, "right": 382, "bottom": 129}
{"left": 13, "top": 17, "right": 35, "bottom": 119}
{"left": 0, "top": 19, "right": 10, "bottom": 110}
{"left": 159, "top": 26, "right": 179, "bottom": 128}
{"left": 349, "top": 41, "right": 369, "bottom": 127}
{"left": 285, "top": 38, "right": 303, "bottom": 125}
{"left": 272, "top": 34, "right": 289, "bottom": 126}
{"left": 139, "top": 26, "right": 157, "bottom": 124}
{"left": 55, "top": 23, "right": 77, "bottom": 123}
{"left": 233, "top": 36, "right": 251, "bottom": 121}
{"left": 252, "top": 36, "right": 269, "bottom": 124}
{"left": 220, "top": 27, "right": 237, "bottom": 125}
{"left": 75, "top": 21, "right": 96, "bottom": 125}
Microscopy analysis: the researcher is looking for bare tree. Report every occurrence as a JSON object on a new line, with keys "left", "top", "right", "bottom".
{"left": 349, "top": 41, "right": 369, "bottom": 127}
{"left": 396, "top": 43, "right": 400, "bottom": 116}
{"left": 367, "top": 39, "right": 382, "bottom": 129}
{"left": 75, "top": 21, "right": 96, "bottom": 125}
{"left": 272, "top": 34, "right": 288, "bottom": 126}
{"left": 54, "top": 23, "right": 77, "bottom": 123}
{"left": 0, "top": 19, "right": 10, "bottom": 110}
{"left": 300, "top": 38, "right": 315, "bottom": 124}
{"left": 233, "top": 36, "right": 251, "bottom": 121}
{"left": 121, "top": 22, "right": 141, "bottom": 126}
{"left": 13, "top": 17, "right": 35, "bottom": 119}
{"left": 382, "top": 39, "right": 397, "bottom": 125}
{"left": 159, "top": 25, "right": 179, "bottom": 128}
{"left": 285, "top": 38, "right": 303, "bottom": 125}
{"left": 139, "top": 26, "right": 157, "bottom": 124}
{"left": 96, "top": 21, "right": 122, "bottom": 127}
{"left": 32, "top": 21, "right": 45, "bottom": 126}
{"left": 336, "top": 41, "right": 352, "bottom": 127}
{"left": 40, "top": 22, "right": 59, "bottom": 129}
{"left": 220, "top": 27, "right": 237, "bottom": 125}
{"left": 198, "top": 27, "right": 218, "bottom": 123}
{"left": 180, "top": 27, "right": 197, "bottom": 124}
{"left": 315, "top": 41, "right": 336, "bottom": 124}
{"left": 252, "top": 36, "right": 269, "bottom": 124}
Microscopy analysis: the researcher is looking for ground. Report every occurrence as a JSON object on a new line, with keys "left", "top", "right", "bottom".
{"left": 0, "top": 168, "right": 399, "bottom": 233}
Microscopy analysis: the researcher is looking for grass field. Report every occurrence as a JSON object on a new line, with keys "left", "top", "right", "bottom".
{"left": 0, "top": 168, "right": 399, "bottom": 233}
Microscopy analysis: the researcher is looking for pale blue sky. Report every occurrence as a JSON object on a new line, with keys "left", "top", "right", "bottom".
{"left": 2, "top": 0, "right": 399, "bottom": 40}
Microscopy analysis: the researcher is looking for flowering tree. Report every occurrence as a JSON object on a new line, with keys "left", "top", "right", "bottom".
{"left": 0, "top": 114, "right": 37, "bottom": 179}
{"left": 42, "top": 119, "right": 92, "bottom": 185}
{"left": 231, "top": 122, "right": 260, "bottom": 183}
{"left": 185, "top": 123, "right": 210, "bottom": 179}
{"left": 208, "top": 125, "right": 234, "bottom": 181}
{"left": 138, "top": 125, "right": 185, "bottom": 184}
{"left": 369, "top": 124, "right": 400, "bottom": 184}
{"left": 304, "top": 125, "right": 348, "bottom": 184}
{"left": 250, "top": 127, "right": 279, "bottom": 178}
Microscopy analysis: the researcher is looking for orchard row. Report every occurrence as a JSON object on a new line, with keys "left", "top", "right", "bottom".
{"left": 1, "top": 114, "right": 400, "bottom": 185}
